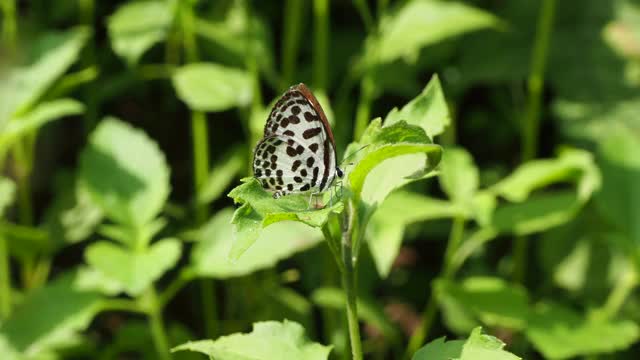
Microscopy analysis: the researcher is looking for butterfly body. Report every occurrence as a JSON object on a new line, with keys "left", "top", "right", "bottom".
{"left": 253, "top": 83, "right": 343, "bottom": 199}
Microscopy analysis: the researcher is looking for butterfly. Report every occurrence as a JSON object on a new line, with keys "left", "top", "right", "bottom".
{"left": 253, "top": 83, "right": 343, "bottom": 202}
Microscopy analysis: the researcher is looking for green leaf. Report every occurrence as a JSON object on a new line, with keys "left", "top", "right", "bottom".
{"left": 84, "top": 238, "right": 181, "bottom": 296}
{"left": 347, "top": 119, "right": 442, "bottom": 209}
{"left": 459, "top": 327, "right": 520, "bottom": 360}
{"left": 198, "top": 147, "right": 245, "bottom": 204}
{"left": 595, "top": 129, "right": 640, "bottom": 248}
{"left": 526, "top": 302, "right": 640, "bottom": 359}
{"left": 435, "top": 277, "right": 529, "bottom": 332}
{"left": 311, "top": 287, "right": 400, "bottom": 342}
{"left": 439, "top": 147, "right": 479, "bottom": 204}
{"left": 227, "top": 179, "right": 343, "bottom": 260}
{"left": 0, "top": 99, "right": 84, "bottom": 150}
{"left": 368, "top": 191, "right": 462, "bottom": 277}
{"left": 0, "top": 177, "right": 16, "bottom": 218}
{"left": 0, "top": 27, "right": 89, "bottom": 127}
{"left": 79, "top": 118, "right": 170, "bottom": 233}
{"left": 363, "top": 0, "right": 501, "bottom": 66}
{"left": 107, "top": 0, "right": 175, "bottom": 65}
{"left": 0, "top": 272, "right": 101, "bottom": 355}
{"left": 491, "top": 149, "right": 600, "bottom": 203}
{"left": 172, "top": 63, "right": 252, "bottom": 112}
{"left": 172, "top": 320, "right": 331, "bottom": 360}
{"left": 190, "top": 208, "right": 323, "bottom": 278}
{"left": 412, "top": 336, "right": 464, "bottom": 360}
{"left": 385, "top": 75, "right": 451, "bottom": 139}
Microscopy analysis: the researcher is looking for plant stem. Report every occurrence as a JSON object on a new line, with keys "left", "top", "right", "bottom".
{"left": 354, "top": 74, "right": 375, "bottom": 140}
{"left": 313, "top": 0, "right": 329, "bottom": 92}
{"left": 281, "top": 0, "right": 304, "bottom": 90}
{"left": 0, "top": 235, "right": 11, "bottom": 320}
{"left": 159, "top": 268, "right": 195, "bottom": 307}
{"left": 1, "top": 0, "right": 17, "bottom": 55}
{"left": 191, "top": 111, "right": 209, "bottom": 224}
{"left": 147, "top": 289, "right": 171, "bottom": 360}
{"left": 341, "top": 203, "right": 363, "bottom": 360}
{"left": 405, "top": 217, "right": 465, "bottom": 358}
{"left": 515, "top": 0, "right": 556, "bottom": 284}
{"left": 352, "top": 0, "right": 374, "bottom": 32}
{"left": 602, "top": 268, "right": 638, "bottom": 319}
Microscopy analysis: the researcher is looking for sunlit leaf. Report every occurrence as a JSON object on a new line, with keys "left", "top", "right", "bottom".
{"left": 172, "top": 320, "right": 331, "bottom": 359}
{"left": 526, "top": 302, "right": 640, "bottom": 359}
{"left": 172, "top": 63, "right": 252, "bottom": 112}
{"left": 0, "top": 272, "right": 101, "bottom": 356}
{"left": 459, "top": 327, "right": 520, "bottom": 360}
{"left": 363, "top": 0, "right": 501, "bottom": 66}
{"left": 0, "top": 177, "right": 16, "bottom": 217}
{"left": 198, "top": 147, "right": 245, "bottom": 205}
{"left": 79, "top": 118, "right": 170, "bottom": 233}
{"left": 84, "top": 238, "right": 181, "bottom": 296}
{"left": 227, "top": 179, "right": 342, "bottom": 260}
{"left": 190, "top": 208, "right": 322, "bottom": 278}
{"left": 412, "top": 336, "right": 464, "bottom": 360}
{"left": 439, "top": 147, "right": 479, "bottom": 205}
{"left": 107, "top": 0, "right": 175, "bottom": 65}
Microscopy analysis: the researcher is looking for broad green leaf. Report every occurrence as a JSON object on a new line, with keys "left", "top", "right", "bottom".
{"left": 385, "top": 75, "right": 451, "bottom": 139}
{"left": 79, "top": 118, "right": 170, "bottom": 233}
{"left": 368, "top": 191, "right": 462, "bottom": 277}
{"left": 0, "top": 27, "right": 89, "bottom": 128}
{"left": 190, "top": 208, "right": 323, "bottom": 278}
{"left": 198, "top": 147, "right": 245, "bottom": 204}
{"left": 363, "top": 0, "right": 501, "bottom": 66}
{"left": 491, "top": 149, "right": 600, "bottom": 203}
{"left": 459, "top": 327, "right": 520, "bottom": 360}
{"left": 346, "top": 119, "right": 442, "bottom": 208}
{"left": 227, "top": 179, "right": 342, "bottom": 260}
{"left": 84, "top": 238, "right": 181, "bottom": 296}
{"left": 435, "top": 277, "right": 529, "bottom": 331}
{"left": 107, "top": 0, "right": 175, "bottom": 65}
{"left": 412, "top": 336, "right": 464, "bottom": 360}
{"left": 0, "top": 272, "right": 101, "bottom": 356}
{"left": 595, "top": 129, "right": 640, "bottom": 248}
{"left": 0, "top": 177, "right": 16, "bottom": 217}
{"left": 311, "top": 287, "right": 400, "bottom": 342}
{"left": 172, "top": 63, "right": 252, "bottom": 112}
{"left": 172, "top": 320, "right": 331, "bottom": 360}
{"left": 526, "top": 302, "right": 640, "bottom": 359}
{"left": 74, "top": 266, "right": 124, "bottom": 296}
{"left": 0, "top": 99, "right": 84, "bottom": 151}
{"left": 439, "top": 147, "right": 479, "bottom": 204}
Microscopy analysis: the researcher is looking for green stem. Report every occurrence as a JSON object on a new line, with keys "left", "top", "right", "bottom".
{"left": 602, "top": 268, "right": 638, "bottom": 319}
{"left": 0, "top": 235, "right": 11, "bottom": 319}
{"left": 352, "top": 0, "right": 374, "bottom": 32}
{"left": 1, "top": 0, "right": 17, "bottom": 55}
{"left": 201, "top": 280, "right": 218, "bottom": 337}
{"left": 377, "top": 0, "right": 389, "bottom": 19}
{"left": 405, "top": 217, "right": 465, "bottom": 358}
{"left": 147, "top": 289, "right": 171, "bottom": 360}
{"left": 313, "top": 0, "right": 329, "bottom": 92}
{"left": 341, "top": 203, "right": 363, "bottom": 360}
{"left": 281, "top": 0, "right": 304, "bottom": 90}
{"left": 354, "top": 75, "right": 375, "bottom": 140}
{"left": 13, "top": 142, "right": 34, "bottom": 226}
{"left": 515, "top": 0, "right": 556, "bottom": 284}
{"left": 191, "top": 111, "right": 209, "bottom": 224}
{"left": 159, "top": 269, "right": 195, "bottom": 307}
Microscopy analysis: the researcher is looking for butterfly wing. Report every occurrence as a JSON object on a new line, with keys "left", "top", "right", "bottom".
{"left": 253, "top": 135, "right": 322, "bottom": 198}
{"left": 262, "top": 84, "right": 337, "bottom": 193}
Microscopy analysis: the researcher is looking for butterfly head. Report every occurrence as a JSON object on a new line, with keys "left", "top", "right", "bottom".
{"left": 336, "top": 167, "right": 344, "bottom": 179}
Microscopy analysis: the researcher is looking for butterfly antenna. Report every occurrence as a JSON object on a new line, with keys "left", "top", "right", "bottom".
{"left": 340, "top": 144, "right": 370, "bottom": 166}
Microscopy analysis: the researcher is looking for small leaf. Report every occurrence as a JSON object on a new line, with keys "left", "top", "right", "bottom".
{"left": 172, "top": 63, "right": 252, "bottom": 112}
{"left": 526, "top": 302, "right": 640, "bottom": 359}
{"left": 439, "top": 147, "right": 479, "bottom": 205}
{"left": 198, "top": 147, "right": 245, "bottom": 204}
{"left": 363, "top": 0, "right": 501, "bottom": 66}
{"left": 79, "top": 118, "right": 170, "bottom": 232}
{"left": 190, "top": 208, "right": 323, "bottom": 278}
{"left": 311, "top": 287, "right": 400, "bottom": 342}
{"left": 107, "top": 0, "right": 175, "bottom": 65}
{"left": 368, "top": 191, "right": 462, "bottom": 277}
{"left": 171, "top": 320, "right": 331, "bottom": 360}
{"left": 459, "top": 327, "right": 521, "bottom": 360}
{"left": 0, "top": 27, "right": 89, "bottom": 126}
{"left": 412, "top": 336, "right": 464, "bottom": 360}
{"left": 0, "top": 177, "right": 16, "bottom": 217}
{"left": 385, "top": 75, "right": 451, "bottom": 138}
{"left": 74, "top": 266, "right": 124, "bottom": 296}
{"left": 435, "top": 277, "right": 529, "bottom": 331}
{"left": 84, "top": 238, "right": 181, "bottom": 296}
{"left": 227, "top": 179, "right": 342, "bottom": 260}
{"left": 0, "top": 272, "right": 101, "bottom": 355}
